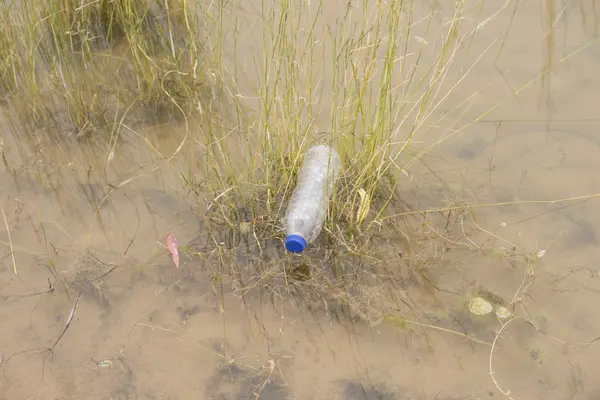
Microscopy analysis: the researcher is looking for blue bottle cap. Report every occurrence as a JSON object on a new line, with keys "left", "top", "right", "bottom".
{"left": 285, "top": 234, "right": 307, "bottom": 253}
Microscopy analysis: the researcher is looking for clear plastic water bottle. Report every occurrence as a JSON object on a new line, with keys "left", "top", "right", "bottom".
{"left": 284, "top": 145, "right": 341, "bottom": 253}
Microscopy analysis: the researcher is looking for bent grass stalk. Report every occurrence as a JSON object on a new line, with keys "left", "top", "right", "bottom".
{"left": 0, "top": 202, "right": 17, "bottom": 276}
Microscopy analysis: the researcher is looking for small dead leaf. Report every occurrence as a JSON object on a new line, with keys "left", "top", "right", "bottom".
{"left": 536, "top": 249, "right": 546, "bottom": 259}
{"left": 355, "top": 188, "right": 371, "bottom": 225}
{"left": 97, "top": 359, "right": 112, "bottom": 368}
{"left": 495, "top": 306, "right": 512, "bottom": 320}
{"left": 468, "top": 297, "right": 493, "bottom": 316}
{"left": 167, "top": 232, "right": 180, "bottom": 268}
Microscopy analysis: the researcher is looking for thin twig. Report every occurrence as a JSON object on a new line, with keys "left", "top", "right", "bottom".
{"left": 0, "top": 202, "right": 17, "bottom": 275}
{"left": 51, "top": 292, "right": 82, "bottom": 350}
{"left": 383, "top": 316, "right": 492, "bottom": 346}
{"left": 489, "top": 317, "right": 518, "bottom": 399}
{"left": 382, "top": 192, "right": 600, "bottom": 221}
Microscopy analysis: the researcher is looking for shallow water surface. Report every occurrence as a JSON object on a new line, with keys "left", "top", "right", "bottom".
{"left": 2, "top": 1, "right": 600, "bottom": 399}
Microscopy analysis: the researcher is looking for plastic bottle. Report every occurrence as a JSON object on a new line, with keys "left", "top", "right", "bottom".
{"left": 284, "top": 145, "right": 341, "bottom": 253}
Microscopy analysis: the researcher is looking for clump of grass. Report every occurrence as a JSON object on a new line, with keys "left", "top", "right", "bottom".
{"left": 183, "top": 0, "right": 499, "bottom": 325}
{"left": 0, "top": 0, "right": 210, "bottom": 139}
{"left": 0, "top": 7, "right": 20, "bottom": 97}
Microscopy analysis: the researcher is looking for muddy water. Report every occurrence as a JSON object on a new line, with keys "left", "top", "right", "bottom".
{"left": 2, "top": 1, "right": 600, "bottom": 399}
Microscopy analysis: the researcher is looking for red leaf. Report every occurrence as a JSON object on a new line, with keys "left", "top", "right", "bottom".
{"left": 167, "top": 232, "right": 180, "bottom": 268}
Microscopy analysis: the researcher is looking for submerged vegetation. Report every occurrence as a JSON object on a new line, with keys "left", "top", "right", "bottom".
{"left": 0, "top": 0, "right": 549, "bottom": 328}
